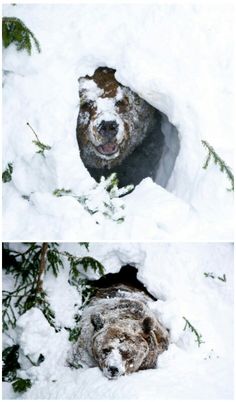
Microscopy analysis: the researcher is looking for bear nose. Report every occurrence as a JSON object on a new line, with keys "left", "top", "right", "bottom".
{"left": 98, "top": 120, "right": 118, "bottom": 138}
{"left": 108, "top": 366, "right": 119, "bottom": 377}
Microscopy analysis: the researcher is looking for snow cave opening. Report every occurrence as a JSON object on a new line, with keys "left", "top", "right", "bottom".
{"left": 88, "top": 265, "right": 157, "bottom": 301}
{"left": 77, "top": 66, "right": 180, "bottom": 189}
{"left": 148, "top": 109, "right": 180, "bottom": 188}
{"left": 154, "top": 110, "right": 180, "bottom": 188}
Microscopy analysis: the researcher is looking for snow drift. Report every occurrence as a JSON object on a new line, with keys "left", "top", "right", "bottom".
{"left": 2, "top": 242, "right": 233, "bottom": 399}
{"left": 2, "top": 3, "right": 234, "bottom": 240}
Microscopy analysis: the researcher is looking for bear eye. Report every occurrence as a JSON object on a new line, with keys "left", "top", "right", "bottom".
{"left": 80, "top": 100, "right": 94, "bottom": 109}
{"left": 102, "top": 348, "right": 111, "bottom": 356}
{"left": 121, "top": 350, "right": 131, "bottom": 359}
{"left": 115, "top": 98, "right": 128, "bottom": 108}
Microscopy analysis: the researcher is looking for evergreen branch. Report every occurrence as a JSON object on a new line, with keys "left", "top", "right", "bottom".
{"left": 104, "top": 172, "right": 119, "bottom": 192}
{"left": 3, "top": 243, "right": 106, "bottom": 349}
{"left": 68, "top": 327, "right": 81, "bottom": 343}
{"left": 78, "top": 256, "right": 105, "bottom": 275}
{"left": 204, "top": 272, "right": 227, "bottom": 282}
{"left": 2, "top": 345, "right": 20, "bottom": 382}
{"left": 79, "top": 242, "right": 89, "bottom": 251}
{"left": 26, "top": 27, "right": 41, "bottom": 54}
{"left": 52, "top": 173, "right": 129, "bottom": 223}
{"left": 12, "top": 378, "right": 32, "bottom": 393}
{"left": 2, "top": 243, "right": 57, "bottom": 331}
{"left": 53, "top": 188, "right": 72, "bottom": 197}
{"left": 64, "top": 252, "right": 105, "bottom": 278}
{"left": 65, "top": 252, "right": 105, "bottom": 306}
{"left": 202, "top": 140, "right": 234, "bottom": 191}
{"left": 2, "top": 162, "right": 13, "bottom": 183}
{"left": 218, "top": 274, "right": 226, "bottom": 282}
{"left": 2, "top": 17, "right": 41, "bottom": 55}
{"left": 53, "top": 188, "right": 94, "bottom": 215}
{"left": 27, "top": 122, "right": 51, "bottom": 156}
{"left": 204, "top": 272, "right": 215, "bottom": 279}
{"left": 46, "top": 244, "right": 64, "bottom": 277}
{"left": 183, "top": 316, "right": 204, "bottom": 347}
{"left": 101, "top": 173, "right": 134, "bottom": 198}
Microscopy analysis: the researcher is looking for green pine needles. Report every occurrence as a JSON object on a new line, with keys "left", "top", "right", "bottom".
{"left": 183, "top": 316, "right": 205, "bottom": 347}
{"left": 2, "top": 162, "right": 13, "bottom": 183}
{"left": 66, "top": 251, "right": 105, "bottom": 308}
{"left": 2, "top": 243, "right": 58, "bottom": 331}
{"left": 202, "top": 140, "right": 234, "bottom": 191}
{"left": 2, "top": 242, "right": 105, "bottom": 332}
{"left": 2, "top": 242, "right": 106, "bottom": 392}
{"left": 2, "top": 345, "right": 20, "bottom": 382}
{"left": 204, "top": 272, "right": 226, "bottom": 282}
{"left": 2, "top": 345, "right": 32, "bottom": 393}
{"left": 53, "top": 173, "right": 133, "bottom": 224}
{"left": 2, "top": 17, "right": 41, "bottom": 55}
{"left": 12, "top": 378, "right": 32, "bottom": 393}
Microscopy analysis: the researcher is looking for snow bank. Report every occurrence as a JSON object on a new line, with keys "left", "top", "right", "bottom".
{"left": 2, "top": 242, "right": 233, "bottom": 399}
{"left": 2, "top": 2, "right": 234, "bottom": 240}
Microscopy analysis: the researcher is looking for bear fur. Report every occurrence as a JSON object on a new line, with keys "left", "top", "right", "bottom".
{"left": 70, "top": 284, "right": 169, "bottom": 380}
{"left": 76, "top": 67, "right": 164, "bottom": 187}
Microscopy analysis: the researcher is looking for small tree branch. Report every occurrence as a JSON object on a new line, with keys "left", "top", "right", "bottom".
{"left": 35, "top": 243, "right": 48, "bottom": 295}
{"left": 26, "top": 122, "right": 40, "bottom": 143}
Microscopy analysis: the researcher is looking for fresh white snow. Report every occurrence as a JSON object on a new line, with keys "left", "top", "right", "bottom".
{"left": 2, "top": 2, "right": 234, "bottom": 241}
{"left": 2, "top": 242, "right": 234, "bottom": 400}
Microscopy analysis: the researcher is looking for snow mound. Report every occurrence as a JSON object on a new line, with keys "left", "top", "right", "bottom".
{"left": 2, "top": 243, "right": 233, "bottom": 400}
{"left": 2, "top": 3, "right": 234, "bottom": 240}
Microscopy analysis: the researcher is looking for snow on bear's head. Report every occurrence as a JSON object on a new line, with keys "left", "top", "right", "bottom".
{"left": 90, "top": 313, "right": 154, "bottom": 380}
{"left": 76, "top": 67, "right": 154, "bottom": 170}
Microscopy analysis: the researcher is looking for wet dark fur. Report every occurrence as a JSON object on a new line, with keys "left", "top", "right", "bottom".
{"left": 71, "top": 284, "right": 169, "bottom": 379}
{"left": 76, "top": 67, "right": 164, "bottom": 187}
{"left": 88, "top": 112, "right": 163, "bottom": 187}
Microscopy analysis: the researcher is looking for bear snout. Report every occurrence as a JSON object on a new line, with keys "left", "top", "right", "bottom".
{"left": 98, "top": 120, "right": 119, "bottom": 139}
{"left": 102, "top": 348, "right": 125, "bottom": 380}
{"left": 107, "top": 365, "right": 119, "bottom": 379}
{"left": 96, "top": 120, "right": 120, "bottom": 156}
{"left": 104, "top": 364, "right": 123, "bottom": 380}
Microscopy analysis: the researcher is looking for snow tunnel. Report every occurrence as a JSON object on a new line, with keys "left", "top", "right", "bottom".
{"left": 88, "top": 265, "right": 157, "bottom": 301}
{"left": 77, "top": 66, "right": 180, "bottom": 190}
{"left": 154, "top": 111, "right": 180, "bottom": 188}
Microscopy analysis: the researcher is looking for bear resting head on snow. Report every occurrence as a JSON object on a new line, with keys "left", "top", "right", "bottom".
{"left": 76, "top": 67, "right": 164, "bottom": 187}
{"left": 71, "top": 284, "right": 169, "bottom": 380}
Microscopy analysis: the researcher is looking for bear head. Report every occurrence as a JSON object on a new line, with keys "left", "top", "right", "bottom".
{"left": 90, "top": 313, "right": 156, "bottom": 380}
{"left": 77, "top": 67, "right": 153, "bottom": 170}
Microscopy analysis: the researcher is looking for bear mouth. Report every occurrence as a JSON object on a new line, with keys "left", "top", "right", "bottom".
{"left": 96, "top": 143, "right": 119, "bottom": 156}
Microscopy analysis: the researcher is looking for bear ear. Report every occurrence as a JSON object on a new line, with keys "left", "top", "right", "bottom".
{"left": 142, "top": 317, "right": 154, "bottom": 334}
{"left": 91, "top": 313, "right": 104, "bottom": 332}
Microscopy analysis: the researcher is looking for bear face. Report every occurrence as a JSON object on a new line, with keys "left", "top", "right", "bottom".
{"left": 71, "top": 285, "right": 169, "bottom": 380}
{"left": 76, "top": 67, "right": 164, "bottom": 187}
{"left": 77, "top": 67, "right": 152, "bottom": 170}
{"left": 92, "top": 325, "right": 149, "bottom": 380}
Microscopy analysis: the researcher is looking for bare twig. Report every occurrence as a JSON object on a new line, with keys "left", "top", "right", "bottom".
{"left": 26, "top": 122, "right": 40, "bottom": 143}
{"left": 35, "top": 243, "right": 48, "bottom": 295}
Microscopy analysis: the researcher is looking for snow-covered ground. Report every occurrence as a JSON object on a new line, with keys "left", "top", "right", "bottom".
{"left": 2, "top": 242, "right": 234, "bottom": 399}
{"left": 2, "top": 2, "right": 234, "bottom": 241}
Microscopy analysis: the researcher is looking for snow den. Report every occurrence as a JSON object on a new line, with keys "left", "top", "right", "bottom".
{"left": 88, "top": 264, "right": 157, "bottom": 301}
{"left": 76, "top": 67, "right": 180, "bottom": 188}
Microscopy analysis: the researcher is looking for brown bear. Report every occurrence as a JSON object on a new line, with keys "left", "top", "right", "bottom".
{"left": 76, "top": 67, "right": 164, "bottom": 187}
{"left": 71, "top": 284, "right": 169, "bottom": 380}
